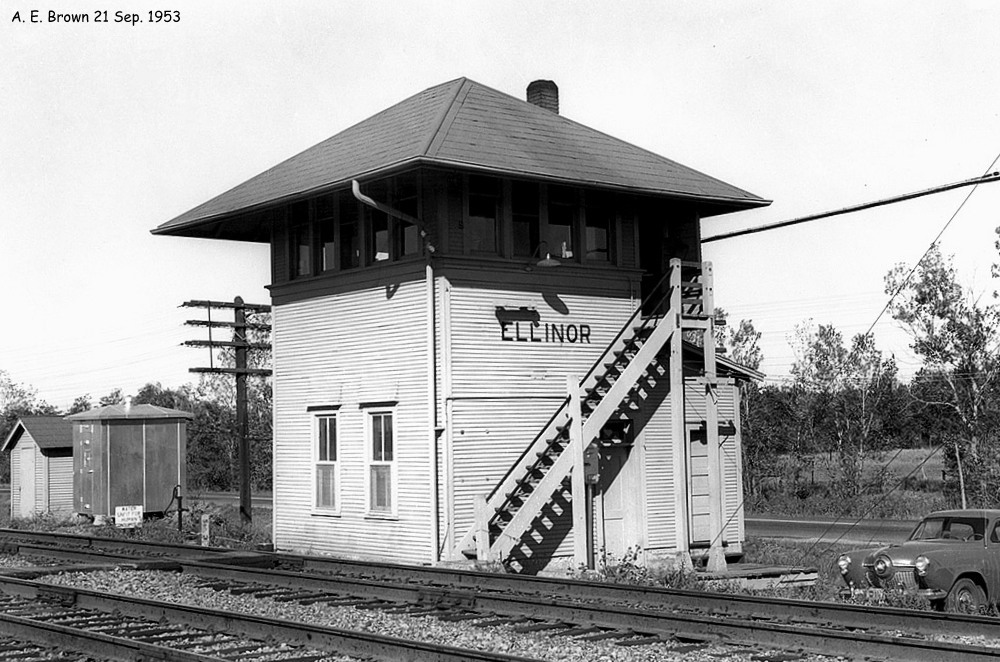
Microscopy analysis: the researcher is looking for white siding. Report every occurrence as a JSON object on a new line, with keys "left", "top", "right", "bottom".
{"left": 48, "top": 455, "right": 74, "bottom": 515}
{"left": 9, "top": 450, "right": 19, "bottom": 517}
{"left": 446, "top": 285, "right": 637, "bottom": 566}
{"left": 272, "top": 280, "right": 432, "bottom": 563}
{"left": 35, "top": 447, "right": 46, "bottom": 512}
{"left": 448, "top": 287, "right": 636, "bottom": 399}
{"left": 640, "top": 371, "right": 677, "bottom": 551}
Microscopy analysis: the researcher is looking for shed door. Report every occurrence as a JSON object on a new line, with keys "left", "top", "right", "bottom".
{"left": 687, "top": 424, "right": 714, "bottom": 545}
{"left": 76, "top": 425, "right": 94, "bottom": 513}
{"left": 19, "top": 446, "right": 35, "bottom": 517}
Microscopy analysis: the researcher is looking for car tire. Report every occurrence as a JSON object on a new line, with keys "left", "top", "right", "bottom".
{"left": 946, "top": 578, "right": 986, "bottom": 613}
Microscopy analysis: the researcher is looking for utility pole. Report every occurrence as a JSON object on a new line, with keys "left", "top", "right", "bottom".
{"left": 183, "top": 297, "right": 272, "bottom": 524}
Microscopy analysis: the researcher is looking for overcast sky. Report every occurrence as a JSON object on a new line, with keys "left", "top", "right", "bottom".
{"left": 2, "top": 1, "right": 999, "bottom": 409}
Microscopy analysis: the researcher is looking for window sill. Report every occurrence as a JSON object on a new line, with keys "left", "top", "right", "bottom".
{"left": 310, "top": 509, "right": 341, "bottom": 518}
{"left": 364, "top": 512, "right": 398, "bottom": 521}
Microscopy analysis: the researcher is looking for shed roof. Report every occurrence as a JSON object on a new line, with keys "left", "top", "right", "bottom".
{"left": 65, "top": 404, "right": 194, "bottom": 421}
{"left": 2, "top": 416, "right": 73, "bottom": 453}
{"left": 153, "top": 77, "right": 769, "bottom": 240}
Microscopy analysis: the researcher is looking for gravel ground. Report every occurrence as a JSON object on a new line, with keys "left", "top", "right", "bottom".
{"left": 38, "top": 567, "right": 843, "bottom": 661}
{"left": 0, "top": 552, "right": 48, "bottom": 568}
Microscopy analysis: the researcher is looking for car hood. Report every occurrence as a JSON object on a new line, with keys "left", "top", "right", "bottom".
{"left": 864, "top": 540, "right": 979, "bottom": 565}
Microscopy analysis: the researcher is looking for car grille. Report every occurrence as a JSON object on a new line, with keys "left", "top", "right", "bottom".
{"left": 866, "top": 567, "right": 918, "bottom": 590}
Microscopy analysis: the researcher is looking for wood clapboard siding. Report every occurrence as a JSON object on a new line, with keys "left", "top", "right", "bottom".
{"left": 48, "top": 455, "right": 74, "bottom": 515}
{"left": 447, "top": 285, "right": 636, "bottom": 564}
{"left": 10, "top": 451, "right": 19, "bottom": 516}
{"left": 35, "top": 449, "right": 46, "bottom": 513}
{"left": 449, "top": 397, "right": 566, "bottom": 552}
{"left": 271, "top": 280, "right": 432, "bottom": 563}
{"left": 447, "top": 287, "right": 636, "bottom": 399}
{"left": 639, "top": 374, "right": 677, "bottom": 551}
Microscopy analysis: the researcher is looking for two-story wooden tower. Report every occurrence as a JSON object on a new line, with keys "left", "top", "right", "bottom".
{"left": 153, "top": 78, "right": 769, "bottom": 573}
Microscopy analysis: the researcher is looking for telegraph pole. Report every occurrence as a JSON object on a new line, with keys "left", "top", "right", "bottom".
{"left": 183, "top": 297, "right": 272, "bottom": 524}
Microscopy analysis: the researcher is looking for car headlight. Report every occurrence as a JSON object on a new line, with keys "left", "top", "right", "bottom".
{"left": 915, "top": 555, "right": 930, "bottom": 576}
{"left": 837, "top": 554, "right": 851, "bottom": 575}
{"left": 873, "top": 554, "right": 894, "bottom": 578}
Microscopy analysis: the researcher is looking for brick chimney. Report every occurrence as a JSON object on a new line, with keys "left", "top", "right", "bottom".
{"left": 526, "top": 80, "right": 559, "bottom": 114}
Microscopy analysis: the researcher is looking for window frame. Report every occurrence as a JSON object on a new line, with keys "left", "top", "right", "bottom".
{"left": 365, "top": 407, "right": 397, "bottom": 518}
{"left": 312, "top": 412, "right": 340, "bottom": 515}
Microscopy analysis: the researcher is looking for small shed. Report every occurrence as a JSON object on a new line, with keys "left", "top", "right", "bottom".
{"left": 66, "top": 403, "right": 193, "bottom": 520}
{"left": 3, "top": 416, "right": 74, "bottom": 518}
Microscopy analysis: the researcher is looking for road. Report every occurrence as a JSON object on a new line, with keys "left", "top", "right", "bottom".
{"left": 746, "top": 516, "right": 918, "bottom": 545}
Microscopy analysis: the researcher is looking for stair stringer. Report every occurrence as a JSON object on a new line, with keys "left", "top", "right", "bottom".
{"left": 485, "top": 311, "right": 681, "bottom": 565}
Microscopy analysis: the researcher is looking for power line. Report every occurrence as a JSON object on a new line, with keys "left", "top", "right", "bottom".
{"left": 702, "top": 171, "right": 1000, "bottom": 244}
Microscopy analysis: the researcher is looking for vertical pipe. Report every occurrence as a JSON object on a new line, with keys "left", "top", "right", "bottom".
{"left": 427, "top": 261, "right": 440, "bottom": 563}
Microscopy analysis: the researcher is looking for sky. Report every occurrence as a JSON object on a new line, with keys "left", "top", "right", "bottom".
{"left": 2, "top": 1, "right": 999, "bottom": 409}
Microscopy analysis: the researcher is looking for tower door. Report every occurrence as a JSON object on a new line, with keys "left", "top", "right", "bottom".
{"left": 596, "top": 444, "right": 640, "bottom": 560}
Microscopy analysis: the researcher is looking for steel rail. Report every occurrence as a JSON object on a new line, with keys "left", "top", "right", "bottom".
{"left": 0, "top": 610, "right": 222, "bottom": 662}
{"left": 0, "top": 531, "right": 1000, "bottom": 660}
{"left": 0, "top": 575, "right": 545, "bottom": 662}
{"left": 175, "top": 559, "right": 999, "bottom": 661}
{"left": 284, "top": 553, "right": 1000, "bottom": 640}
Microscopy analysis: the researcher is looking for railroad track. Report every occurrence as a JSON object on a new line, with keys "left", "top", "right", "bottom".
{"left": 0, "top": 574, "right": 547, "bottom": 662}
{"left": 2, "top": 528, "right": 999, "bottom": 660}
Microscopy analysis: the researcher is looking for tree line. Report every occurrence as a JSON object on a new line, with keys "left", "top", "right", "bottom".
{"left": 736, "top": 240, "right": 1000, "bottom": 515}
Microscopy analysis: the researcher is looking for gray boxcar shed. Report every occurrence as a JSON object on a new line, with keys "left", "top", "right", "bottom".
{"left": 2, "top": 416, "right": 74, "bottom": 518}
{"left": 66, "top": 403, "right": 192, "bottom": 520}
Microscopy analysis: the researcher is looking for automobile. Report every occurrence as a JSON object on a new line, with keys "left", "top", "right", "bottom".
{"left": 837, "top": 509, "right": 1000, "bottom": 612}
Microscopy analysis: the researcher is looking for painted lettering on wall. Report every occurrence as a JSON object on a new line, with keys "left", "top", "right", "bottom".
{"left": 494, "top": 306, "right": 592, "bottom": 344}
{"left": 499, "top": 321, "right": 591, "bottom": 344}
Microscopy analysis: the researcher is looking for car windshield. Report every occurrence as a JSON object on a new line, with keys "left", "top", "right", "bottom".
{"left": 909, "top": 516, "right": 986, "bottom": 541}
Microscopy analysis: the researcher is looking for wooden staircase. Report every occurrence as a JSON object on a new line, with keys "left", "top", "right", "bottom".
{"left": 452, "top": 258, "right": 726, "bottom": 572}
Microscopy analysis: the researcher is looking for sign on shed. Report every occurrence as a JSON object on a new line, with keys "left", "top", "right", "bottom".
{"left": 115, "top": 505, "right": 143, "bottom": 529}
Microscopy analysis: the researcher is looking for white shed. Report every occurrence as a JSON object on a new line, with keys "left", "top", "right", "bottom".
{"left": 2, "top": 416, "right": 74, "bottom": 518}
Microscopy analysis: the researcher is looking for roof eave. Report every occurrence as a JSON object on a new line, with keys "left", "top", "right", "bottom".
{"left": 152, "top": 156, "right": 770, "bottom": 239}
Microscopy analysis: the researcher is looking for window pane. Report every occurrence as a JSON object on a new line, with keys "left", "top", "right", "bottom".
{"left": 318, "top": 417, "right": 336, "bottom": 462}
{"left": 585, "top": 193, "right": 613, "bottom": 262}
{"left": 291, "top": 202, "right": 311, "bottom": 277}
{"left": 546, "top": 186, "right": 575, "bottom": 259}
{"left": 382, "top": 415, "right": 393, "bottom": 461}
{"left": 339, "top": 197, "right": 360, "bottom": 270}
{"left": 396, "top": 192, "right": 420, "bottom": 257}
{"left": 317, "top": 464, "right": 336, "bottom": 508}
{"left": 317, "top": 195, "right": 337, "bottom": 272}
{"left": 369, "top": 210, "right": 389, "bottom": 262}
{"left": 512, "top": 181, "right": 539, "bottom": 257}
{"left": 372, "top": 415, "right": 383, "bottom": 461}
{"left": 467, "top": 175, "right": 499, "bottom": 254}
{"left": 370, "top": 465, "right": 391, "bottom": 511}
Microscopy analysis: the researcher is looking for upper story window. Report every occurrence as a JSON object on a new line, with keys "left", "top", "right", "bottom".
{"left": 395, "top": 174, "right": 420, "bottom": 258}
{"left": 585, "top": 192, "right": 614, "bottom": 262}
{"left": 339, "top": 194, "right": 361, "bottom": 270}
{"left": 511, "top": 181, "right": 540, "bottom": 258}
{"left": 290, "top": 201, "right": 312, "bottom": 278}
{"left": 546, "top": 185, "right": 575, "bottom": 259}
{"left": 317, "top": 194, "right": 337, "bottom": 272}
{"left": 466, "top": 175, "right": 500, "bottom": 254}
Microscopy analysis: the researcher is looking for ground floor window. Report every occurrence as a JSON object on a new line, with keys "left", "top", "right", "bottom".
{"left": 367, "top": 410, "right": 395, "bottom": 515}
{"left": 315, "top": 414, "right": 339, "bottom": 512}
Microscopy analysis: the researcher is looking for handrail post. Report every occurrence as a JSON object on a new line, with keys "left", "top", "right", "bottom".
{"left": 568, "top": 375, "right": 588, "bottom": 568}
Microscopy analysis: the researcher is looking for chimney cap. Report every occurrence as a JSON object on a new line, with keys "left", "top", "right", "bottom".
{"left": 526, "top": 80, "right": 559, "bottom": 114}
